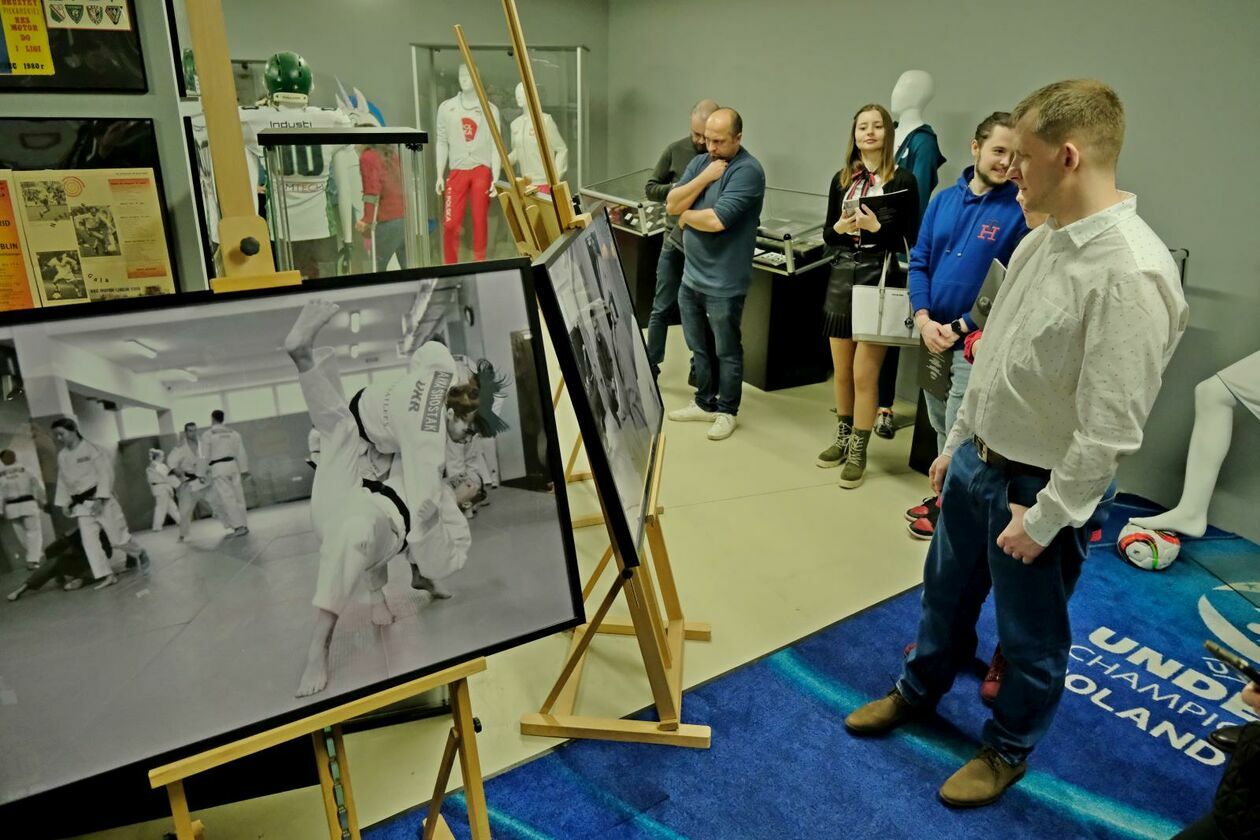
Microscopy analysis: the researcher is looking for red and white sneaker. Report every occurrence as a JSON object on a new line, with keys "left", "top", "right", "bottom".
{"left": 980, "top": 648, "right": 1007, "bottom": 706}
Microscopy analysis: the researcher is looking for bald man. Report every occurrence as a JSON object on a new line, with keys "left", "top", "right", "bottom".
{"left": 665, "top": 108, "right": 765, "bottom": 442}
{"left": 645, "top": 98, "right": 719, "bottom": 380}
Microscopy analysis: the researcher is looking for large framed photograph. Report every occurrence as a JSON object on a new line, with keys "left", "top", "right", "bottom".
{"left": 0, "top": 0, "right": 146, "bottom": 94}
{"left": 533, "top": 206, "right": 664, "bottom": 566}
{"left": 0, "top": 261, "right": 582, "bottom": 805}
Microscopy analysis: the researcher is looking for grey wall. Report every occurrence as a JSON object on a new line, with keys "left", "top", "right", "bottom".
{"left": 607, "top": 0, "right": 1260, "bottom": 541}
{"left": 218, "top": 0, "right": 610, "bottom": 184}
{"left": 0, "top": 1, "right": 205, "bottom": 292}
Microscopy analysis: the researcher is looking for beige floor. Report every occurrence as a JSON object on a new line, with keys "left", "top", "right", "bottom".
{"left": 79, "top": 328, "right": 932, "bottom": 840}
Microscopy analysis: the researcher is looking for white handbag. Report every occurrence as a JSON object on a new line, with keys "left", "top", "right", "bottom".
{"left": 850, "top": 246, "right": 917, "bottom": 346}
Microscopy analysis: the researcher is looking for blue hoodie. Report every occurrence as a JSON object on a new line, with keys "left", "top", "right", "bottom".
{"left": 908, "top": 167, "right": 1029, "bottom": 341}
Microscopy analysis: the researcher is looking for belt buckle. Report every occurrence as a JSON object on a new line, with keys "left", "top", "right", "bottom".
{"left": 974, "top": 436, "right": 989, "bottom": 464}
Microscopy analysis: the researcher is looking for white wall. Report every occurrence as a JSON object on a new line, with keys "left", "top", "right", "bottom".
{"left": 607, "top": 0, "right": 1260, "bottom": 541}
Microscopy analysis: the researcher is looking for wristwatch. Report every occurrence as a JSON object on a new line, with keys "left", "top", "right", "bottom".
{"left": 950, "top": 319, "right": 967, "bottom": 337}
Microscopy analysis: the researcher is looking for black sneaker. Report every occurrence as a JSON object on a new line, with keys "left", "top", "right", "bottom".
{"left": 874, "top": 408, "right": 895, "bottom": 439}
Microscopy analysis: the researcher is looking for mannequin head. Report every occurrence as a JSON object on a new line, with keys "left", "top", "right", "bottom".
{"left": 890, "top": 70, "right": 935, "bottom": 117}
{"left": 970, "top": 111, "right": 1015, "bottom": 191}
{"left": 515, "top": 82, "right": 526, "bottom": 110}
{"left": 690, "top": 98, "right": 720, "bottom": 152}
{"left": 458, "top": 64, "right": 474, "bottom": 95}
{"left": 1008, "top": 79, "right": 1124, "bottom": 218}
{"left": 704, "top": 108, "right": 742, "bottom": 161}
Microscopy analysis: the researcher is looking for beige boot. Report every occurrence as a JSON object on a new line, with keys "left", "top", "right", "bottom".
{"left": 938, "top": 747, "right": 1026, "bottom": 808}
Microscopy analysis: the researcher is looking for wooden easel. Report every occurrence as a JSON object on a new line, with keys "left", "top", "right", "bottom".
{"left": 150, "top": 659, "right": 491, "bottom": 840}
{"left": 186, "top": 0, "right": 301, "bottom": 292}
{"left": 521, "top": 434, "right": 711, "bottom": 748}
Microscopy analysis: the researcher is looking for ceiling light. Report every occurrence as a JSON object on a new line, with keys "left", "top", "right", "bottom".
{"left": 349, "top": 343, "right": 361, "bottom": 359}
{"left": 349, "top": 311, "right": 361, "bottom": 334}
{"left": 159, "top": 368, "right": 198, "bottom": 383}
{"left": 127, "top": 340, "right": 158, "bottom": 359}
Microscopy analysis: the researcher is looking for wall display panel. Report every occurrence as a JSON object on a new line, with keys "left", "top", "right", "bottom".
{"left": 0, "top": 0, "right": 146, "bottom": 93}
{"left": 0, "top": 261, "right": 582, "bottom": 805}
{"left": 533, "top": 207, "right": 662, "bottom": 563}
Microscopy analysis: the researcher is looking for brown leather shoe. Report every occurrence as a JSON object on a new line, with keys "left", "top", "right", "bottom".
{"left": 939, "top": 747, "right": 1026, "bottom": 808}
{"left": 844, "top": 689, "right": 921, "bottom": 735}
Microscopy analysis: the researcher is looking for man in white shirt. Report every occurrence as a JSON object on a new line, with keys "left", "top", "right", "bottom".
{"left": 51, "top": 417, "right": 151, "bottom": 589}
{"left": 845, "top": 80, "right": 1188, "bottom": 807}
{"left": 168, "top": 422, "right": 228, "bottom": 541}
{"left": 145, "top": 449, "right": 180, "bottom": 532}
{"left": 199, "top": 410, "right": 250, "bottom": 537}
{"left": 0, "top": 449, "right": 47, "bottom": 570}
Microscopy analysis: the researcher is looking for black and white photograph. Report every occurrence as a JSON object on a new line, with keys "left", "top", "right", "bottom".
{"left": 536, "top": 208, "right": 664, "bottom": 554}
{"left": 71, "top": 205, "right": 121, "bottom": 257}
{"left": 20, "top": 180, "right": 69, "bottom": 222}
{"left": 35, "top": 251, "right": 87, "bottom": 303}
{"left": 0, "top": 266, "right": 581, "bottom": 805}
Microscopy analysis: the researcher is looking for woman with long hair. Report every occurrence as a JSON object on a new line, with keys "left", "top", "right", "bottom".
{"left": 817, "top": 103, "right": 919, "bottom": 488}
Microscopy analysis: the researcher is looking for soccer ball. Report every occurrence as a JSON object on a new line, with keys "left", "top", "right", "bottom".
{"left": 1116, "top": 523, "right": 1181, "bottom": 571}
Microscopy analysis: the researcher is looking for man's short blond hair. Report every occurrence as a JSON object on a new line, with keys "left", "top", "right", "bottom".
{"left": 1012, "top": 79, "right": 1125, "bottom": 166}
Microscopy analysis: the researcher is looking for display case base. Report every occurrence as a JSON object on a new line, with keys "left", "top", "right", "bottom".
{"left": 741, "top": 263, "right": 832, "bottom": 391}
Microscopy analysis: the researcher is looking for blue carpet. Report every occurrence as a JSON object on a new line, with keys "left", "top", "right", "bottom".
{"left": 368, "top": 495, "right": 1260, "bottom": 840}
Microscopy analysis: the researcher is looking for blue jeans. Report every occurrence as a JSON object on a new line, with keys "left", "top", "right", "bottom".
{"left": 678, "top": 283, "right": 745, "bottom": 416}
{"left": 646, "top": 245, "right": 684, "bottom": 370}
{"left": 373, "top": 218, "right": 406, "bottom": 272}
{"left": 896, "top": 440, "right": 1116, "bottom": 763}
{"left": 925, "top": 350, "right": 973, "bottom": 453}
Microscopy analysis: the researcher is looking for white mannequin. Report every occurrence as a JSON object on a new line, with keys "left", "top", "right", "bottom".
{"left": 891, "top": 69, "right": 935, "bottom": 152}
{"left": 1131, "top": 351, "right": 1260, "bottom": 537}
{"left": 508, "top": 82, "right": 568, "bottom": 190}
{"left": 435, "top": 64, "right": 500, "bottom": 198}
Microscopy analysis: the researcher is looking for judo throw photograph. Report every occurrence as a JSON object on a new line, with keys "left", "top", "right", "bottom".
{"left": 0, "top": 266, "right": 581, "bottom": 806}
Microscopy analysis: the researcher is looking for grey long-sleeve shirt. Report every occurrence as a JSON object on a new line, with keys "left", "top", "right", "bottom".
{"left": 645, "top": 136, "right": 703, "bottom": 248}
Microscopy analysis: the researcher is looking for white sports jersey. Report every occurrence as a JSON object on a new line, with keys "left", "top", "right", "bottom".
{"left": 241, "top": 104, "right": 355, "bottom": 241}
{"left": 510, "top": 112, "right": 568, "bottom": 185}
{"left": 436, "top": 96, "right": 499, "bottom": 172}
{"left": 0, "top": 463, "right": 45, "bottom": 520}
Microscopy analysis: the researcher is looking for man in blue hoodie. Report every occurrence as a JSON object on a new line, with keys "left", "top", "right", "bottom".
{"left": 903, "top": 112, "right": 1029, "bottom": 539}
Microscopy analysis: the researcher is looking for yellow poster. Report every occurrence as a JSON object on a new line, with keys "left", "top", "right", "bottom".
{"left": 0, "top": 172, "right": 38, "bottom": 311}
{"left": 0, "top": 0, "right": 54, "bottom": 76}
{"left": 13, "top": 168, "right": 177, "bottom": 306}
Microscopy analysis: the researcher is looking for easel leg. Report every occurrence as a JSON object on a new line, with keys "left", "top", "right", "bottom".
{"left": 312, "top": 728, "right": 356, "bottom": 839}
{"left": 451, "top": 678, "right": 492, "bottom": 840}
{"left": 581, "top": 544, "right": 615, "bottom": 602}
{"left": 331, "top": 726, "right": 361, "bottom": 840}
{"left": 624, "top": 573, "right": 680, "bottom": 730}
{"left": 422, "top": 729, "right": 460, "bottom": 840}
{"left": 542, "top": 573, "right": 625, "bottom": 713}
{"left": 646, "top": 516, "right": 684, "bottom": 621}
{"left": 165, "top": 781, "right": 197, "bottom": 840}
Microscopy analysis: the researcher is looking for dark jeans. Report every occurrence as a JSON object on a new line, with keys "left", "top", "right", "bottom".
{"left": 374, "top": 218, "right": 406, "bottom": 272}
{"left": 647, "top": 245, "right": 714, "bottom": 378}
{"left": 879, "top": 347, "right": 900, "bottom": 408}
{"left": 678, "top": 283, "right": 745, "bottom": 416}
{"left": 896, "top": 440, "right": 1115, "bottom": 763}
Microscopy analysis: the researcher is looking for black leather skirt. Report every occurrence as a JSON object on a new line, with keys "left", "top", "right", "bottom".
{"left": 821, "top": 247, "right": 906, "bottom": 338}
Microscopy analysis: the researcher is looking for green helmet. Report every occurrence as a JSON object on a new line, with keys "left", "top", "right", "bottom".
{"left": 264, "top": 51, "right": 312, "bottom": 98}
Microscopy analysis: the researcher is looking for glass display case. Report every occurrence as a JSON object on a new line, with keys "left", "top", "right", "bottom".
{"left": 412, "top": 43, "right": 589, "bottom": 264}
{"left": 753, "top": 187, "right": 828, "bottom": 276}
{"left": 260, "top": 127, "right": 431, "bottom": 279}
{"left": 580, "top": 169, "right": 665, "bottom": 236}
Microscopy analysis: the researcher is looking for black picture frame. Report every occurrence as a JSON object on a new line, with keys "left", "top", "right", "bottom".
{"left": 0, "top": 259, "right": 584, "bottom": 810}
{"left": 532, "top": 205, "right": 666, "bottom": 570}
{"left": 0, "top": 115, "right": 183, "bottom": 296}
{"left": 0, "top": 0, "right": 147, "bottom": 94}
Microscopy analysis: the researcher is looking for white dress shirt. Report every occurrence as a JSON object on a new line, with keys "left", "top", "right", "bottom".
{"left": 943, "top": 193, "right": 1188, "bottom": 546}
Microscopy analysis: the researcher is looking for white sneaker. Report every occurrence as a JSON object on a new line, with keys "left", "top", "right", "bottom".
{"left": 668, "top": 401, "right": 718, "bottom": 423}
{"left": 93, "top": 574, "right": 118, "bottom": 591}
{"left": 706, "top": 413, "right": 737, "bottom": 440}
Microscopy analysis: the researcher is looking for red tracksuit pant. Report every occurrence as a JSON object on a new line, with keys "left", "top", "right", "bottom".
{"left": 443, "top": 165, "right": 492, "bottom": 264}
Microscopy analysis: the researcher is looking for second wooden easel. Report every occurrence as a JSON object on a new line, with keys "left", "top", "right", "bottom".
{"left": 521, "top": 433, "right": 711, "bottom": 748}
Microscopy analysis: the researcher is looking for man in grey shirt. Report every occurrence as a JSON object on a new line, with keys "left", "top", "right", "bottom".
{"left": 645, "top": 99, "right": 718, "bottom": 380}
{"left": 845, "top": 80, "right": 1188, "bottom": 807}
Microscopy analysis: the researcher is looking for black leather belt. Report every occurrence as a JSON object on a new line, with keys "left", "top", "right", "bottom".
{"left": 69, "top": 486, "right": 99, "bottom": 506}
{"left": 973, "top": 435, "right": 1051, "bottom": 478}
{"left": 349, "top": 388, "right": 372, "bottom": 445}
{"left": 5, "top": 494, "right": 34, "bottom": 504}
{"left": 209, "top": 456, "right": 234, "bottom": 465}
{"left": 362, "top": 478, "right": 409, "bottom": 534}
